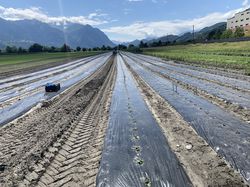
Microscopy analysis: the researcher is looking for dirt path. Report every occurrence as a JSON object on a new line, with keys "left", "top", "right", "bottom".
{"left": 0, "top": 56, "right": 116, "bottom": 186}
{"left": 125, "top": 60, "right": 246, "bottom": 186}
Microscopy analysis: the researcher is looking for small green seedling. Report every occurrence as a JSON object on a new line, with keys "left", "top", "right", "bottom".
{"left": 145, "top": 177, "right": 151, "bottom": 187}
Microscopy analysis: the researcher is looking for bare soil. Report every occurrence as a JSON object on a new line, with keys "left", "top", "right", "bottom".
{"left": 126, "top": 62, "right": 248, "bottom": 187}
{"left": 0, "top": 56, "right": 116, "bottom": 186}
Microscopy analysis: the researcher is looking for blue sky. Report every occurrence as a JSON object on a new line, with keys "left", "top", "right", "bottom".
{"left": 0, "top": 0, "right": 249, "bottom": 41}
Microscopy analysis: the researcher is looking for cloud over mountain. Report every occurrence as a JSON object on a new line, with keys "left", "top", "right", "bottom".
{"left": 103, "top": 8, "right": 246, "bottom": 41}
{"left": 0, "top": 19, "right": 114, "bottom": 48}
{"left": 0, "top": 6, "right": 108, "bottom": 26}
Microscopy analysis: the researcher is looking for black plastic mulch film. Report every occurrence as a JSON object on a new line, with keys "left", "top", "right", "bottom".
{"left": 122, "top": 53, "right": 250, "bottom": 182}
{"left": 97, "top": 55, "right": 192, "bottom": 187}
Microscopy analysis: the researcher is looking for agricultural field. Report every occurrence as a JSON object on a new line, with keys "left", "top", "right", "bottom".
{"left": 142, "top": 41, "right": 250, "bottom": 75}
{"left": 0, "top": 51, "right": 101, "bottom": 77}
{"left": 0, "top": 52, "right": 250, "bottom": 186}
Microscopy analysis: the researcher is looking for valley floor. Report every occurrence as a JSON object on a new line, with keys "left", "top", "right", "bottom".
{"left": 0, "top": 52, "right": 249, "bottom": 186}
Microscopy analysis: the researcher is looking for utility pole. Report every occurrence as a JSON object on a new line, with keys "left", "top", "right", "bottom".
{"left": 193, "top": 25, "right": 195, "bottom": 43}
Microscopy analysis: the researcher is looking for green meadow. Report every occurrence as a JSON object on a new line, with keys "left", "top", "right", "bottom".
{"left": 143, "top": 41, "right": 250, "bottom": 75}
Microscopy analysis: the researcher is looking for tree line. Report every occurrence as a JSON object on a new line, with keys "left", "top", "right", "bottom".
{"left": 111, "top": 44, "right": 142, "bottom": 53}
{"left": 0, "top": 27, "right": 245, "bottom": 54}
{"left": 220, "top": 27, "right": 245, "bottom": 39}
{"left": 0, "top": 43, "right": 114, "bottom": 54}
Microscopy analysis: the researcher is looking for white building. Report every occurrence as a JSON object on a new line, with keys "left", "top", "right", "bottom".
{"left": 227, "top": 8, "right": 250, "bottom": 34}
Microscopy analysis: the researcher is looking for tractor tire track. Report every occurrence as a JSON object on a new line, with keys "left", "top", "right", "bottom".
{"left": 0, "top": 57, "right": 109, "bottom": 160}
{"left": 20, "top": 56, "right": 116, "bottom": 187}
{"left": 0, "top": 56, "right": 115, "bottom": 186}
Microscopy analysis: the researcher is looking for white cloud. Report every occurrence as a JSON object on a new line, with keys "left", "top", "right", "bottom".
{"left": 0, "top": 5, "right": 108, "bottom": 26}
{"left": 104, "top": 8, "right": 246, "bottom": 42}
{"left": 88, "top": 12, "right": 108, "bottom": 19}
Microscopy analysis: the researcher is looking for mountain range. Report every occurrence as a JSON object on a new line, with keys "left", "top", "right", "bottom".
{"left": 0, "top": 18, "right": 114, "bottom": 49}
{"left": 125, "top": 22, "right": 227, "bottom": 46}
{"left": 122, "top": 39, "right": 151, "bottom": 46}
{"left": 0, "top": 20, "right": 227, "bottom": 49}
{"left": 174, "top": 22, "right": 226, "bottom": 43}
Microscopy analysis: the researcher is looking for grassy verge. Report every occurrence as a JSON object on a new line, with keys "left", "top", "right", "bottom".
{"left": 142, "top": 41, "right": 250, "bottom": 75}
{"left": 0, "top": 51, "right": 102, "bottom": 74}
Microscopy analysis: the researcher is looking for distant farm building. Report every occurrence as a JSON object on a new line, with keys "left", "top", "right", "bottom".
{"left": 227, "top": 8, "right": 250, "bottom": 35}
